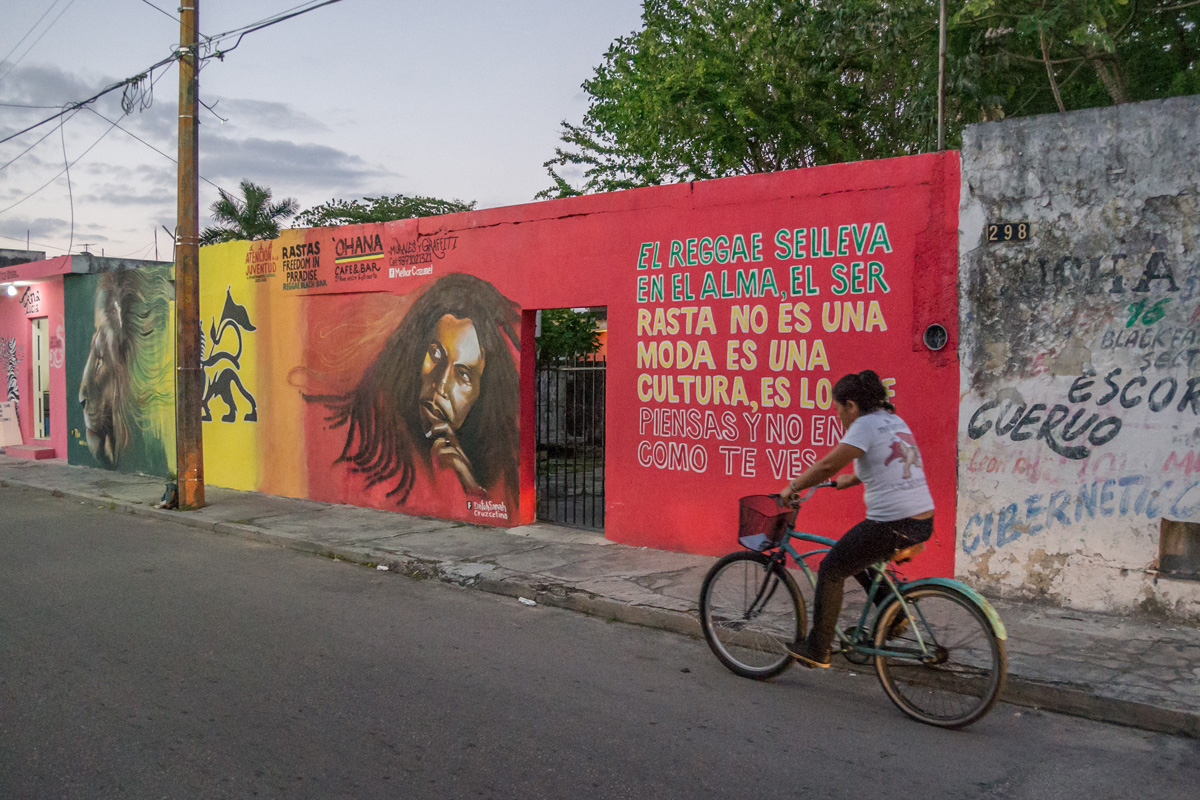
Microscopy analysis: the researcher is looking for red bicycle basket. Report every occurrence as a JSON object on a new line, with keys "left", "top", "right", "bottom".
{"left": 737, "top": 495, "right": 793, "bottom": 551}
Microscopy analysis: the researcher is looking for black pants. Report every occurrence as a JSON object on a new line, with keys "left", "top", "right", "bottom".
{"left": 804, "top": 516, "right": 934, "bottom": 656}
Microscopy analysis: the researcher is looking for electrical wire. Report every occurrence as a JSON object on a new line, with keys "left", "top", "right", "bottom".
{"left": 203, "top": 0, "right": 345, "bottom": 59}
{"left": 0, "top": 233, "right": 68, "bottom": 253}
{"left": 0, "top": 0, "right": 78, "bottom": 85}
{"left": 0, "top": 107, "right": 83, "bottom": 172}
{"left": 0, "top": 112, "right": 121, "bottom": 216}
{"left": 0, "top": 58, "right": 177, "bottom": 215}
{"left": 137, "top": 0, "right": 178, "bottom": 23}
{"left": 0, "top": 0, "right": 63, "bottom": 77}
{"left": 82, "top": 104, "right": 227, "bottom": 192}
{"left": 60, "top": 108, "right": 74, "bottom": 254}
{"left": 1, "top": 0, "right": 343, "bottom": 146}
{"left": 0, "top": 52, "right": 175, "bottom": 145}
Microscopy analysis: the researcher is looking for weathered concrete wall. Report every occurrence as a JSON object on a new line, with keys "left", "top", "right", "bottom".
{"left": 958, "top": 96, "right": 1200, "bottom": 619}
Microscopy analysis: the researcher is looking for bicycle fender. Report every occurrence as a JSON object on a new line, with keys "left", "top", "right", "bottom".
{"left": 900, "top": 578, "right": 1008, "bottom": 640}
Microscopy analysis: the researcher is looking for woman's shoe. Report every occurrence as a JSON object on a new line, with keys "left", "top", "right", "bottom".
{"left": 786, "top": 639, "right": 831, "bottom": 669}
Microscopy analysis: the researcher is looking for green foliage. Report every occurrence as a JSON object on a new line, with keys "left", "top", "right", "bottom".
{"left": 539, "top": 0, "right": 945, "bottom": 197}
{"left": 541, "top": 0, "right": 1198, "bottom": 197}
{"left": 294, "top": 194, "right": 476, "bottom": 228}
{"left": 200, "top": 180, "right": 299, "bottom": 245}
{"left": 537, "top": 308, "right": 602, "bottom": 363}
{"left": 954, "top": 0, "right": 1199, "bottom": 115}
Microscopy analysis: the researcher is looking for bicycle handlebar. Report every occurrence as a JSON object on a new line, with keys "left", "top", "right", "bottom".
{"left": 773, "top": 480, "right": 837, "bottom": 507}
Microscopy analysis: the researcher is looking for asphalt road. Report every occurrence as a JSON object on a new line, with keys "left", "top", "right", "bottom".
{"left": 2, "top": 484, "right": 1198, "bottom": 799}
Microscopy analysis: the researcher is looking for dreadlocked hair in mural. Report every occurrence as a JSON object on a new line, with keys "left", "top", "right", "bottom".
{"left": 79, "top": 266, "right": 175, "bottom": 469}
{"left": 305, "top": 273, "right": 521, "bottom": 504}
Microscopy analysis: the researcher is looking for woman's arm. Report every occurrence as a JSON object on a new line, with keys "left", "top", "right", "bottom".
{"left": 779, "top": 442, "right": 863, "bottom": 504}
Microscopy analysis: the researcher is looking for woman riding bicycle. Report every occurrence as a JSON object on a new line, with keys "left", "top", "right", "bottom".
{"left": 778, "top": 370, "right": 934, "bottom": 669}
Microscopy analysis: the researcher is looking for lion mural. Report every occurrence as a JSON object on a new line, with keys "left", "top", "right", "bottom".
{"left": 78, "top": 266, "right": 175, "bottom": 470}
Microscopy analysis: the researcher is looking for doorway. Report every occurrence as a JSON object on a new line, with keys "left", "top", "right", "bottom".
{"left": 534, "top": 308, "right": 607, "bottom": 530}
{"left": 32, "top": 317, "right": 49, "bottom": 439}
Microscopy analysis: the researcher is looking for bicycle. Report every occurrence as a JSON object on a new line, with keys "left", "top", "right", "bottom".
{"left": 699, "top": 484, "right": 1008, "bottom": 729}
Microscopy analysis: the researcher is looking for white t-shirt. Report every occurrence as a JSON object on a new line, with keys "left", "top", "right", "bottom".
{"left": 839, "top": 409, "right": 935, "bottom": 521}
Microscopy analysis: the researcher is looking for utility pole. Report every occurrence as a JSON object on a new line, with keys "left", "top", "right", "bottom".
{"left": 175, "top": 1, "right": 204, "bottom": 509}
{"left": 937, "top": 0, "right": 947, "bottom": 151}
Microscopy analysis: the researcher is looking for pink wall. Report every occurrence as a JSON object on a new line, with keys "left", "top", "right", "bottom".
{"left": 0, "top": 276, "right": 67, "bottom": 454}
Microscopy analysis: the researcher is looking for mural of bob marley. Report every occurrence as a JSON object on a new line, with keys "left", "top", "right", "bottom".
{"left": 306, "top": 273, "right": 520, "bottom": 516}
{"left": 76, "top": 266, "right": 175, "bottom": 472}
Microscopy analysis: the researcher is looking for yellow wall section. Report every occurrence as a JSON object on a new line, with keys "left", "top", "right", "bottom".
{"left": 199, "top": 240, "right": 264, "bottom": 492}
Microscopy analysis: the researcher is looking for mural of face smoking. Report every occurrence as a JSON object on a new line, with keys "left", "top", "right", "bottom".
{"left": 304, "top": 273, "right": 521, "bottom": 517}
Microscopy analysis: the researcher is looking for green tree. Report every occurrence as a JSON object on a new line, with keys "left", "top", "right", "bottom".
{"left": 200, "top": 180, "right": 299, "bottom": 245}
{"left": 539, "top": 0, "right": 944, "bottom": 197}
{"left": 294, "top": 194, "right": 476, "bottom": 228}
{"left": 536, "top": 308, "right": 602, "bottom": 364}
{"left": 954, "top": 0, "right": 1199, "bottom": 117}
{"left": 540, "top": 0, "right": 1197, "bottom": 197}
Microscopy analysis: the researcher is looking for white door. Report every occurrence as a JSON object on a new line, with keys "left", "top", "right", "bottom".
{"left": 32, "top": 317, "right": 49, "bottom": 439}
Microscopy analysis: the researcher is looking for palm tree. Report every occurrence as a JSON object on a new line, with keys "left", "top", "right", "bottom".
{"left": 199, "top": 180, "right": 299, "bottom": 245}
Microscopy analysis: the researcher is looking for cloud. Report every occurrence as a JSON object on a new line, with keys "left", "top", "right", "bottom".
{"left": 0, "top": 63, "right": 99, "bottom": 107}
{"left": 79, "top": 187, "right": 174, "bottom": 207}
{"left": 0, "top": 214, "right": 75, "bottom": 241}
{"left": 200, "top": 134, "right": 394, "bottom": 194}
{"left": 204, "top": 97, "right": 328, "bottom": 134}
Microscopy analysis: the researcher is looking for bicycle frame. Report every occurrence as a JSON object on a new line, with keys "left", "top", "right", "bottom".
{"left": 769, "top": 529, "right": 932, "bottom": 661}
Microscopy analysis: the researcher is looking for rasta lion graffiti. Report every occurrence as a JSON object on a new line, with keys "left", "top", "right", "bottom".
{"left": 78, "top": 267, "right": 173, "bottom": 469}
{"left": 302, "top": 273, "right": 521, "bottom": 512}
{"left": 201, "top": 287, "right": 258, "bottom": 423}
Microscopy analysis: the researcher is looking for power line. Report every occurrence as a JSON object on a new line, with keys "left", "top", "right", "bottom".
{"left": 0, "top": 232, "right": 66, "bottom": 253}
{"left": 0, "top": 112, "right": 122, "bottom": 216}
{"left": 137, "top": 0, "right": 178, "bottom": 23}
{"left": 0, "top": 52, "right": 175, "bottom": 145}
{"left": 204, "top": 0, "right": 346, "bottom": 59}
{"left": 1, "top": 0, "right": 346, "bottom": 147}
{"left": 0, "top": 0, "right": 78, "bottom": 86}
{"left": 0, "top": 107, "right": 83, "bottom": 172}
{"left": 60, "top": 109, "right": 74, "bottom": 254}
{"left": 0, "top": 0, "right": 64, "bottom": 77}
{"left": 82, "top": 104, "right": 227, "bottom": 193}
{"left": 0, "top": 59, "right": 176, "bottom": 216}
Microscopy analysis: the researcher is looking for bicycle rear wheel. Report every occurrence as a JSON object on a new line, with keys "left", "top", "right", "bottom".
{"left": 874, "top": 586, "right": 1006, "bottom": 728}
{"left": 700, "top": 551, "right": 805, "bottom": 680}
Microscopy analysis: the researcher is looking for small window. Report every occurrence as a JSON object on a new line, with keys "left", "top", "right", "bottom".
{"left": 1159, "top": 520, "right": 1200, "bottom": 581}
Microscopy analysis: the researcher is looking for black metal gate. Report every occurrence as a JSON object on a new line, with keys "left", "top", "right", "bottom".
{"left": 535, "top": 356, "right": 606, "bottom": 529}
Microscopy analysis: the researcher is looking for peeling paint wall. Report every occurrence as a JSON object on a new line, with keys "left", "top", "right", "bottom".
{"left": 958, "top": 96, "right": 1200, "bottom": 620}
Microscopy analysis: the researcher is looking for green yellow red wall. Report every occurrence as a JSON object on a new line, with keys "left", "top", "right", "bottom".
{"left": 198, "top": 152, "right": 962, "bottom": 578}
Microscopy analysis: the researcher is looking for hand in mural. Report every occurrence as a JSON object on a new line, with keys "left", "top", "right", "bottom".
{"left": 427, "top": 422, "right": 482, "bottom": 495}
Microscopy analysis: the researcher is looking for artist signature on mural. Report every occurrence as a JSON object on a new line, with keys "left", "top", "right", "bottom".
{"left": 388, "top": 233, "right": 458, "bottom": 269}
{"left": 19, "top": 287, "right": 40, "bottom": 315}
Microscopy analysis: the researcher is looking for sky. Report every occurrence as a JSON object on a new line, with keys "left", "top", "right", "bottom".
{"left": 0, "top": 0, "right": 645, "bottom": 260}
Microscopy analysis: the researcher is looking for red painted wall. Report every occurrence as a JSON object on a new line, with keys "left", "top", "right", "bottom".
{"left": 257, "top": 152, "right": 960, "bottom": 575}
{"left": 1, "top": 157, "right": 964, "bottom": 577}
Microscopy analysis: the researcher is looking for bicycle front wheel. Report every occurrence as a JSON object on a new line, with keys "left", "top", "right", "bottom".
{"left": 699, "top": 551, "right": 805, "bottom": 680}
{"left": 874, "top": 586, "right": 1006, "bottom": 728}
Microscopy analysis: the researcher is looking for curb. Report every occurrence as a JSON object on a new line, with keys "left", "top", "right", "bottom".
{"left": 4, "top": 476, "right": 1197, "bottom": 739}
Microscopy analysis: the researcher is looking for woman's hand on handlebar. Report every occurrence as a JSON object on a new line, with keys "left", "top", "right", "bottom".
{"left": 779, "top": 478, "right": 837, "bottom": 507}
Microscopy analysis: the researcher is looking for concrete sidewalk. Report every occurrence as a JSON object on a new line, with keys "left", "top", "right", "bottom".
{"left": 3, "top": 453, "right": 1198, "bottom": 738}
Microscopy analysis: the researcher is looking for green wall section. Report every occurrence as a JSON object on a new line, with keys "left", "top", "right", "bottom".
{"left": 64, "top": 266, "right": 176, "bottom": 478}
